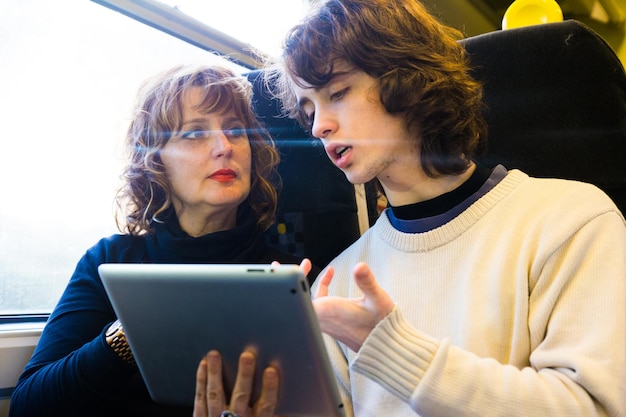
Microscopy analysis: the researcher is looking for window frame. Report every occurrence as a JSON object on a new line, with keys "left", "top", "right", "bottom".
{"left": 90, "top": 0, "right": 261, "bottom": 69}
{"left": 0, "top": 315, "right": 48, "bottom": 326}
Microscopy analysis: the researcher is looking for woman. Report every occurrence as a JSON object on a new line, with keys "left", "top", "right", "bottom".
{"left": 9, "top": 64, "right": 312, "bottom": 417}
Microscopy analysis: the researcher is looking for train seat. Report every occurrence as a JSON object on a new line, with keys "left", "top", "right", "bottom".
{"left": 248, "top": 19, "right": 626, "bottom": 270}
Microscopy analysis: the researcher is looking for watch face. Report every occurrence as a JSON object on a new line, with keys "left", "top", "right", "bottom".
{"left": 106, "top": 320, "right": 122, "bottom": 337}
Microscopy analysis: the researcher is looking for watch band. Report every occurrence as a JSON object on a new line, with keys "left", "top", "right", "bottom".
{"left": 106, "top": 319, "right": 136, "bottom": 366}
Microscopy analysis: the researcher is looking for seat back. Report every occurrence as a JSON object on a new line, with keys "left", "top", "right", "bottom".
{"left": 463, "top": 20, "right": 626, "bottom": 212}
{"left": 248, "top": 20, "right": 626, "bottom": 268}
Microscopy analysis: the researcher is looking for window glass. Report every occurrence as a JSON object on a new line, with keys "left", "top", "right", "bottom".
{"left": 0, "top": 0, "right": 246, "bottom": 314}
{"left": 156, "top": 0, "right": 308, "bottom": 57}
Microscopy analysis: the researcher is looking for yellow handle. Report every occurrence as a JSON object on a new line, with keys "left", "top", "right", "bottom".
{"left": 502, "top": 0, "right": 564, "bottom": 30}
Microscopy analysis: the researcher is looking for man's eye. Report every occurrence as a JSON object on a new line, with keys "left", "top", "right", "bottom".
{"left": 301, "top": 111, "right": 314, "bottom": 129}
{"left": 298, "top": 108, "right": 314, "bottom": 127}
{"left": 330, "top": 88, "right": 348, "bottom": 101}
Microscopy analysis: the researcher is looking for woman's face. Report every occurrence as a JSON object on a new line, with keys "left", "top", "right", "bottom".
{"left": 159, "top": 87, "right": 252, "bottom": 233}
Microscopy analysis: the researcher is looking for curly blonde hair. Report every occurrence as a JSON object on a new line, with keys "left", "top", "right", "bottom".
{"left": 116, "top": 64, "right": 280, "bottom": 235}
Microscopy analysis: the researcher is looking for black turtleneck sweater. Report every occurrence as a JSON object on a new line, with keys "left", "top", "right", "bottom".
{"left": 390, "top": 163, "right": 494, "bottom": 221}
{"left": 386, "top": 164, "right": 505, "bottom": 234}
{"left": 10, "top": 205, "right": 308, "bottom": 417}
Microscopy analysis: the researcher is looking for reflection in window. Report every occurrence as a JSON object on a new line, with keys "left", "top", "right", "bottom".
{"left": 0, "top": 0, "right": 244, "bottom": 314}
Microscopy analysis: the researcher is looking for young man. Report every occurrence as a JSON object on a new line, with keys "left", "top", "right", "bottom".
{"left": 266, "top": 0, "right": 626, "bottom": 416}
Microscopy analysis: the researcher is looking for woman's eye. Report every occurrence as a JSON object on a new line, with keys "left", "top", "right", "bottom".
{"left": 224, "top": 127, "right": 247, "bottom": 139}
{"left": 180, "top": 129, "right": 208, "bottom": 139}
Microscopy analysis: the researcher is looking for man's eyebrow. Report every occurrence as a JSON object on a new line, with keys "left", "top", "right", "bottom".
{"left": 329, "top": 70, "right": 352, "bottom": 82}
{"left": 320, "top": 70, "right": 353, "bottom": 89}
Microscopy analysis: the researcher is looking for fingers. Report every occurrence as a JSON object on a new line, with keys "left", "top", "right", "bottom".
{"left": 229, "top": 351, "right": 256, "bottom": 415}
{"left": 254, "top": 367, "right": 280, "bottom": 417}
{"left": 193, "top": 355, "right": 210, "bottom": 417}
{"left": 313, "top": 266, "right": 334, "bottom": 299}
{"left": 274, "top": 258, "right": 312, "bottom": 281}
{"left": 195, "top": 350, "right": 280, "bottom": 417}
{"left": 298, "top": 258, "right": 312, "bottom": 277}
{"left": 352, "top": 262, "right": 376, "bottom": 293}
{"left": 352, "top": 262, "right": 394, "bottom": 319}
{"left": 193, "top": 350, "right": 226, "bottom": 417}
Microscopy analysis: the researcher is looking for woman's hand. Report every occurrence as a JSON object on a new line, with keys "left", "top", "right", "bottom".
{"left": 313, "top": 262, "right": 395, "bottom": 352}
{"left": 296, "top": 258, "right": 312, "bottom": 278}
{"left": 271, "top": 258, "right": 313, "bottom": 279}
{"left": 193, "top": 350, "right": 280, "bottom": 417}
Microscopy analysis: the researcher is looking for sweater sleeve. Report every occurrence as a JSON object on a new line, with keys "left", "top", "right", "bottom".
{"left": 351, "top": 210, "right": 626, "bottom": 417}
{"left": 9, "top": 238, "right": 139, "bottom": 417}
{"left": 351, "top": 308, "right": 438, "bottom": 401}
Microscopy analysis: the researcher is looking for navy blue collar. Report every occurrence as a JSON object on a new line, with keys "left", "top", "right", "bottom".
{"left": 387, "top": 165, "right": 508, "bottom": 233}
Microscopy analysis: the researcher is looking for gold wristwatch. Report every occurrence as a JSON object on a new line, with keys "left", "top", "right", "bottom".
{"left": 105, "top": 319, "right": 136, "bottom": 366}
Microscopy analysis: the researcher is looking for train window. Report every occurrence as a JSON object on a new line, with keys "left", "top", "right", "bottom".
{"left": 0, "top": 0, "right": 303, "bottom": 317}
{"left": 154, "top": 0, "right": 308, "bottom": 57}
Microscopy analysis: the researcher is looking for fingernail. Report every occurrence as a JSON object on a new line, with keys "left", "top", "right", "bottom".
{"left": 241, "top": 352, "right": 254, "bottom": 365}
{"left": 265, "top": 367, "right": 278, "bottom": 380}
{"left": 208, "top": 351, "right": 220, "bottom": 366}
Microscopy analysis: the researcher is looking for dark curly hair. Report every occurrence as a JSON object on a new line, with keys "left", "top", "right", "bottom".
{"left": 266, "top": 0, "right": 487, "bottom": 178}
{"left": 116, "top": 64, "right": 280, "bottom": 235}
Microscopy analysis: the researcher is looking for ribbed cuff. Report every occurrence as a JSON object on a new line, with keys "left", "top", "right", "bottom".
{"left": 351, "top": 307, "right": 439, "bottom": 402}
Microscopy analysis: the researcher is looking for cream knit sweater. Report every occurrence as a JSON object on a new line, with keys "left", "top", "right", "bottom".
{"left": 316, "top": 169, "right": 626, "bottom": 417}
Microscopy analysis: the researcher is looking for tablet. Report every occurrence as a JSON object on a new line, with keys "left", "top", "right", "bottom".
{"left": 98, "top": 263, "right": 345, "bottom": 417}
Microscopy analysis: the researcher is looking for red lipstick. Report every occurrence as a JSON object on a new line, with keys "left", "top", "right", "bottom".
{"left": 209, "top": 169, "right": 236, "bottom": 182}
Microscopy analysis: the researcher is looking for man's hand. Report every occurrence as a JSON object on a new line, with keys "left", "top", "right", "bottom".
{"left": 313, "top": 262, "right": 395, "bottom": 352}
